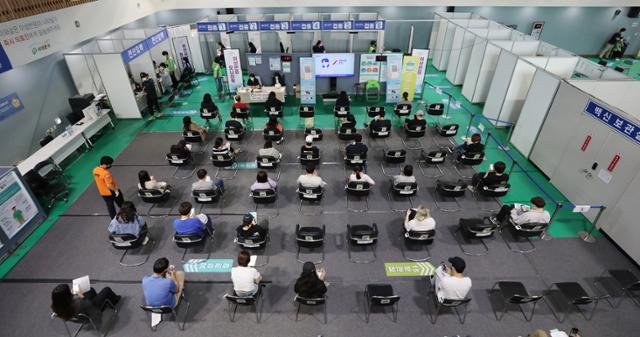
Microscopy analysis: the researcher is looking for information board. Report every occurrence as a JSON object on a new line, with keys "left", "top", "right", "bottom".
{"left": 0, "top": 171, "right": 39, "bottom": 239}
{"left": 584, "top": 100, "right": 640, "bottom": 145}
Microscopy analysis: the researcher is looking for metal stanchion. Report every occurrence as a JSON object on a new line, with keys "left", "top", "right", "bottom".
{"left": 442, "top": 93, "right": 452, "bottom": 120}
{"left": 484, "top": 132, "right": 492, "bottom": 149}
{"left": 502, "top": 123, "right": 515, "bottom": 150}
{"left": 464, "top": 113, "right": 475, "bottom": 139}
{"left": 541, "top": 202, "right": 562, "bottom": 241}
{"left": 508, "top": 160, "right": 517, "bottom": 176}
{"left": 578, "top": 206, "right": 606, "bottom": 244}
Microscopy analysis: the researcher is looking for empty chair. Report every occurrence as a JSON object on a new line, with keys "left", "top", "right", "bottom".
{"left": 23, "top": 169, "right": 69, "bottom": 208}
{"left": 364, "top": 284, "right": 400, "bottom": 323}
{"left": 502, "top": 219, "right": 549, "bottom": 254}
{"left": 297, "top": 185, "right": 324, "bottom": 215}
{"left": 434, "top": 179, "right": 466, "bottom": 212}
{"left": 265, "top": 106, "right": 282, "bottom": 118}
{"left": 427, "top": 103, "right": 444, "bottom": 116}
{"left": 109, "top": 230, "right": 153, "bottom": 267}
{"left": 454, "top": 152, "right": 485, "bottom": 178}
{"left": 347, "top": 223, "right": 379, "bottom": 263}
{"left": 490, "top": 281, "right": 543, "bottom": 321}
{"left": 140, "top": 293, "right": 191, "bottom": 331}
{"left": 418, "top": 150, "right": 447, "bottom": 178}
{"left": 337, "top": 125, "right": 357, "bottom": 140}
{"left": 256, "top": 155, "right": 281, "bottom": 180}
{"left": 384, "top": 149, "right": 406, "bottom": 164}
{"left": 394, "top": 104, "right": 412, "bottom": 118}
{"left": 232, "top": 106, "right": 250, "bottom": 120}
{"left": 387, "top": 181, "right": 418, "bottom": 212}
{"left": 263, "top": 127, "right": 283, "bottom": 142}
{"left": 192, "top": 189, "right": 221, "bottom": 204}
{"left": 299, "top": 105, "right": 315, "bottom": 118}
{"left": 403, "top": 120, "right": 426, "bottom": 140}
{"left": 344, "top": 152, "right": 367, "bottom": 166}
{"left": 295, "top": 224, "right": 325, "bottom": 263}
{"left": 455, "top": 218, "right": 499, "bottom": 256}
{"left": 546, "top": 282, "right": 609, "bottom": 322}
{"left": 34, "top": 158, "right": 67, "bottom": 183}
{"left": 299, "top": 149, "right": 320, "bottom": 166}
{"left": 436, "top": 123, "right": 459, "bottom": 137}
{"left": 173, "top": 231, "right": 212, "bottom": 262}
{"left": 224, "top": 287, "right": 264, "bottom": 323}
{"left": 369, "top": 119, "right": 391, "bottom": 138}
{"left": 596, "top": 269, "right": 640, "bottom": 308}
{"left": 475, "top": 182, "right": 511, "bottom": 212}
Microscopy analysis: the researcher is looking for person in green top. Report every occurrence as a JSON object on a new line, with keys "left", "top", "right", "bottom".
{"left": 162, "top": 51, "right": 178, "bottom": 88}
{"left": 212, "top": 60, "right": 225, "bottom": 99}
{"left": 12, "top": 206, "right": 25, "bottom": 225}
{"left": 368, "top": 40, "right": 377, "bottom": 53}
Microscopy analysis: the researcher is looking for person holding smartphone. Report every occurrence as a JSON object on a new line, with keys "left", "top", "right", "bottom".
{"left": 142, "top": 258, "right": 185, "bottom": 308}
{"left": 430, "top": 256, "right": 472, "bottom": 303}
{"left": 491, "top": 196, "right": 551, "bottom": 225}
{"left": 470, "top": 160, "right": 509, "bottom": 191}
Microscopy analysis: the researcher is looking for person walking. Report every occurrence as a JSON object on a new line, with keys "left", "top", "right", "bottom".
{"left": 93, "top": 156, "right": 123, "bottom": 220}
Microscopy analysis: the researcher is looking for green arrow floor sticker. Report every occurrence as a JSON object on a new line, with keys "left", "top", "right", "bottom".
{"left": 384, "top": 262, "right": 435, "bottom": 277}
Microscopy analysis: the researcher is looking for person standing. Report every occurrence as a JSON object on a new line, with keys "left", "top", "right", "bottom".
{"left": 141, "top": 72, "right": 161, "bottom": 120}
{"left": 368, "top": 40, "right": 377, "bottom": 53}
{"left": 93, "top": 156, "right": 123, "bottom": 220}
{"left": 599, "top": 28, "right": 626, "bottom": 59}
{"left": 212, "top": 60, "right": 225, "bottom": 100}
{"left": 162, "top": 51, "right": 178, "bottom": 88}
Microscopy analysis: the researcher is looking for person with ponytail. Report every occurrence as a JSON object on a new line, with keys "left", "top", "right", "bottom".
{"left": 347, "top": 165, "right": 375, "bottom": 186}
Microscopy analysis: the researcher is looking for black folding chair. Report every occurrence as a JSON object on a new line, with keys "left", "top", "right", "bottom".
{"left": 380, "top": 149, "right": 406, "bottom": 176}
{"left": 299, "top": 150, "right": 320, "bottom": 166}
{"left": 263, "top": 128, "right": 284, "bottom": 142}
{"left": 367, "top": 106, "right": 385, "bottom": 118}
{"left": 304, "top": 127, "right": 323, "bottom": 141}
{"left": 224, "top": 125, "right": 246, "bottom": 140}
{"left": 256, "top": 154, "right": 281, "bottom": 180}
{"left": 434, "top": 179, "right": 466, "bottom": 212}
{"left": 454, "top": 152, "right": 485, "bottom": 179}
{"left": 418, "top": 150, "right": 447, "bottom": 178}
{"left": 211, "top": 152, "right": 238, "bottom": 180}
{"left": 387, "top": 182, "right": 418, "bottom": 212}
{"left": 251, "top": 189, "right": 278, "bottom": 218}
{"left": 173, "top": 231, "right": 212, "bottom": 262}
{"left": 192, "top": 189, "right": 222, "bottom": 214}
{"left": 337, "top": 126, "right": 358, "bottom": 140}
{"left": 166, "top": 153, "right": 195, "bottom": 179}
{"left": 401, "top": 229, "right": 435, "bottom": 262}
{"left": 140, "top": 293, "right": 190, "bottom": 331}
{"left": 138, "top": 188, "right": 170, "bottom": 218}
{"left": 347, "top": 223, "right": 379, "bottom": 264}
{"left": 427, "top": 281, "right": 471, "bottom": 324}
{"left": 369, "top": 120, "right": 392, "bottom": 138}
{"left": 474, "top": 182, "right": 510, "bottom": 211}
{"left": 344, "top": 152, "right": 367, "bottom": 166}
{"left": 200, "top": 107, "right": 222, "bottom": 129}
{"left": 502, "top": 220, "right": 549, "bottom": 254}
{"left": 364, "top": 284, "right": 400, "bottom": 323}
{"left": 53, "top": 299, "right": 119, "bottom": 337}
{"left": 455, "top": 218, "right": 499, "bottom": 256}
{"left": 295, "top": 295, "right": 327, "bottom": 324}
{"left": 545, "top": 282, "right": 609, "bottom": 323}
{"left": 334, "top": 106, "right": 350, "bottom": 118}
{"left": 594, "top": 269, "right": 640, "bottom": 308}
{"left": 182, "top": 130, "right": 205, "bottom": 154}
{"left": 295, "top": 224, "right": 325, "bottom": 263}
{"left": 109, "top": 231, "right": 154, "bottom": 267}
{"left": 224, "top": 287, "right": 264, "bottom": 323}
{"left": 394, "top": 104, "right": 412, "bottom": 118}
{"left": 297, "top": 185, "right": 324, "bottom": 215}
{"left": 265, "top": 106, "right": 282, "bottom": 118}
{"left": 345, "top": 181, "right": 371, "bottom": 212}
{"left": 235, "top": 232, "right": 269, "bottom": 267}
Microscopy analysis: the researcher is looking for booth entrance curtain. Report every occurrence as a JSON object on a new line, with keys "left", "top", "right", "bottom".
{"left": 0, "top": 0, "right": 96, "bottom": 23}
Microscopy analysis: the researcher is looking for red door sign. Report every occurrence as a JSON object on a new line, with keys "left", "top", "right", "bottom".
{"left": 581, "top": 135, "right": 592, "bottom": 152}
{"left": 608, "top": 154, "right": 621, "bottom": 172}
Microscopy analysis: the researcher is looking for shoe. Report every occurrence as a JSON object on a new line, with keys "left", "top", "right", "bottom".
{"left": 488, "top": 217, "right": 498, "bottom": 225}
{"left": 467, "top": 185, "right": 475, "bottom": 192}
{"left": 142, "top": 236, "right": 150, "bottom": 245}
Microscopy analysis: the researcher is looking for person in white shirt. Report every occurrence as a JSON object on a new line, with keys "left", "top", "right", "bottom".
{"left": 404, "top": 206, "right": 436, "bottom": 232}
{"left": 191, "top": 169, "right": 224, "bottom": 193}
{"left": 258, "top": 140, "right": 282, "bottom": 160}
{"left": 347, "top": 165, "right": 375, "bottom": 185}
{"left": 297, "top": 165, "right": 327, "bottom": 189}
{"left": 231, "top": 250, "right": 261, "bottom": 296}
{"left": 138, "top": 170, "right": 169, "bottom": 191}
{"left": 431, "top": 256, "right": 472, "bottom": 302}
{"left": 393, "top": 165, "right": 416, "bottom": 185}
{"left": 492, "top": 196, "right": 551, "bottom": 225}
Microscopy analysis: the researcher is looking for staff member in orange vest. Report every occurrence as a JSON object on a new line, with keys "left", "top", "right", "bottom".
{"left": 93, "top": 156, "right": 124, "bottom": 219}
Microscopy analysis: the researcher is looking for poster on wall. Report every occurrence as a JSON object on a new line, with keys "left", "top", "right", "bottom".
{"left": 171, "top": 36, "right": 193, "bottom": 71}
{"left": 412, "top": 49, "right": 430, "bottom": 95}
{"left": 358, "top": 54, "right": 381, "bottom": 83}
{"left": 224, "top": 49, "right": 243, "bottom": 93}
{"left": 0, "top": 171, "right": 38, "bottom": 239}
{"left": 400, "top": 56, "right": 419, "bottom": 101}
{"left": 269, "top": 57, "right": 281, "bottom": 71}
{"left": 0, "top": 13, "right": 66, "bottom": 69}
{"left": 385, "top": 54, "right": 403, "bottom": 103}
{"left": 300, "top": 57, "right": 316, "bottom": 104}
{"left": 0, "top": 92, "right": 24, "bottom": 122}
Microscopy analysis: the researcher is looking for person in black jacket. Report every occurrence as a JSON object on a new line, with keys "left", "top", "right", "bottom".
{"left": 236, "top": 213, "right": 268, "bottom": 240}
{"left": 300, "top": 135, "right": 320, "bottom": 158}
{"left": 405, "top": 110, "right": 427, "bottom": 130}
{"left": 51, "top": 284, "right": 120, "bottom": 324}
{"left": 264, "top": 91, "right": 283, "bottom": 113}
{"left": 345, "top": 134, "right": 368, "bottom": 157}
{"left": 454, "top": 133, "right": 485, "bottom": 157}
{"left": 294, "top": 262, "right": 328, "bottom": 299}
{"left": 200, "top": 93, "right": 220, "bottom": 120}
{"left": 248, "top": 42, "right": 257, "bottom": 53}
{"left": 335, "top": 91, "right": 350, "bottom": 110}
{"left": 141, "top": 72, "right": 161, "bottom": 120}
{"left": 247, "top": 73, "right": 261, "bottom": 87}
{"left": 170, "top": 140, "right": 191, "bottom": 158}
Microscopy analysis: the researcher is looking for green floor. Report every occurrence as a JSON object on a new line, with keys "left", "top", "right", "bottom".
{"left": 0, "top": 62, "right": 597, "bottom": 278}
{"left": 586, "top": 56, "right": 640, "bottom": 80}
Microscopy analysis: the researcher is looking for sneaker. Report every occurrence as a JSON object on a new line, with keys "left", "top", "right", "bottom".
{"left": 142, "top": 236, "right": 150, "bottom": 245}
{"left": 467, "top": 185, "right": 475, "bottom": 192}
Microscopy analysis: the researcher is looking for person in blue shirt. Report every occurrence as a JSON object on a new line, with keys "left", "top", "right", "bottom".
{"left": 172, "top": 201, "right": 213, "bottom": 237}
{"left": 142, "top": 257, "right": 184, "bottom": 307}
{"left": 107, "top": 201, "right": 148, "bottom": 239}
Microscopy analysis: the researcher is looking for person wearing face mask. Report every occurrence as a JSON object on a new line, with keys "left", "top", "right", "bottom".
{"left": 93, "top": 156, "right": 123, "bottom": 220}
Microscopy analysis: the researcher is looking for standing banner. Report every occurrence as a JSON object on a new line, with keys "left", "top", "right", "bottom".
{"left": 412, "top": 49, "right": 430, "bottom": 95}
{"left": 400, "top": 55, "right": 419, "bottom": 101}
{"left": 358, "top": 54, "right": 380, "bottom": 83}
{"left": 300, "top": 57, "right": 316, "bottom": 104}
{"left": 224, "top": 49, "right": 243, "bottom": 93}
{"left": 385, "top": 54, "right": 403, "bottom": 103}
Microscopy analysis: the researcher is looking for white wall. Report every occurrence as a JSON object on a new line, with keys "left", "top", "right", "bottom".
{"left": 94, "top": 54, "right": 142, "bottom": 119}
{"left": 483, "top": 50, "right": 518, "bottom": 124}
{"left": 570, "top": 80, "right": 640, "bottom": 120}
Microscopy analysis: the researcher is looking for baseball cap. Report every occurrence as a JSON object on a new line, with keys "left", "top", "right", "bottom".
{"left": 242, "top": 213, "right": 254, "bottom": 225}
{"left": 415, "top": 110, "right": 424, "bottom": 116}
{"left": 305, "top": 135, "right": 314, "bottom": 144}
{"left": 448, "top": 256, "right": 466, "bottom": 273}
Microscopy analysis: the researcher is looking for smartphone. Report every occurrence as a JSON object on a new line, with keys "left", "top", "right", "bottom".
{"left": 489, "top": 164, "right": 494, "bottom": 171}
{"left": 169, "top": 265, "right": 176, "bottom": 273}
{"left": 568, "top": 328, "right": 579, "bottom": 337}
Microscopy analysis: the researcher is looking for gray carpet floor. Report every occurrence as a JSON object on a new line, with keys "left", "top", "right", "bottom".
{"left": 2, "top": 130, "right": 639, "bottom": 337}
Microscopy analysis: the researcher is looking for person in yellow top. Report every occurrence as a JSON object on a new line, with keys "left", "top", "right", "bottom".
{"left": 368, "top": 40, "right": 377, "bottom": 53}
{"left": 162, "top": 50, "right": 178, "bottom": 88}
{"left": 93, "top": 156, "right": 124, "bottom": 219}
{"left": 212, "top": 59, "right": 225, "bottom": 100}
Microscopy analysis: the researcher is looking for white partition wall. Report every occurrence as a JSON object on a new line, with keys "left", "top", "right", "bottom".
{"left": 64, "top": 52, "right": 104, "bottom": 96}
{"left": 94, "top": 54, "right": 141, "bottom": 119}
{"left": 569, "top": 80, "right": 640, "bottom": 119}
{"left": 511, "top": 40, "right": 540, "bottom": 56}
{"left": 482, "top": 50, "right": 518, "bottom": 124}
{"left": 510, "top": 70, "right": 560, "bottom": 157}
{"left": 498, "top": 58, "right": 541, "bottom": 123}
{"left": 446, "top": 22, "right": 486, "bottom": 85}
{"left": 167, "top": 25, "right": 206, "bottom": 73}
{"left": 461, "top": 38, "right": 486, "bottom": 101}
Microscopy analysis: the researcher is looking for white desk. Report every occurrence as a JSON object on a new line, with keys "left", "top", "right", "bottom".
{"left": 17, "top": 110, "right": 113, "bottom": 175}
{"left": 237, "top": 86, "right": 286, "bottom": 103}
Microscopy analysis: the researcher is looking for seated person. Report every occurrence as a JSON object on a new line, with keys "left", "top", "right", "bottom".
{"left": 404, "top": 205, "right": 436, "bottom": 232}
{"left": 492, "top": 196, "right": 551, "bottom": 225}
{"left": 200, "top": 93, "right": 220, "bottom": 118}
{"left": 236, "top": 213, "right": 268, "bottom": 240}
{"left": 173, "top": 201, "right": 213, "bottom": 237}
{"left": 212, "top": 137, "right": 239, "bottom": 156}
{"left": 264, "top": 116, "right": 284, "bottom": 144}
{"left": 367, "top": 111, "right": 391, "bottom": 132}
{"left": 51, "top": 283, "right": 121, "bottom": 322}
{"left": 231, "top": 250, "right": 262, "bottom": 297}
{"left": 142, "top": 258, "right": 185, "bottom": 308}
{"left": 471, "top": 161, "right": 509, "bottom": 190}
{"left": 455, "top": 133, "right": 484, "bottom": 157}
{"left": 405, "top": 110, "right": 426, "bottom": 130}
{"left": 345, "top": 134, "right": 368, "bottom": 157}
{"left": 246, "top": 73, "right": 261, "bottom": 87}
{"left": 398, "top": 91, "right": 412, "bottom": 106}
{"left": 251, "top": 171, "right": 277, "bottom": 191}
{"left": 108, "top": 201, "right": 147, "bottom": 237}
{"left": 272, "top": 72, "right": 285, "bottom": 86}
{"left": 232, "top": 95, "right": 249, "bottom": 111}
{"left": 431, "top": 256, "right": 472, "bottom": 302}
{"left": 226, "top": 111, "right": 246, "bottom": 130}
{"left": 183, "top": 116, "right": 208, "bottom": 141}
{"left": 347, "top": 165, "right": 375, "bottom": 186}
{"left": 264, "top": 91, "right": 283, "bottom": 112}
{"left": 138, "top": 170, "right": 169, "bottom": 191}
{"left": 300, "top": 136, "right": 320, "bottom": 158}
{"left": 294, "top": 261, "right": 328, "bottom": 299}
{"left": 297, "top": 164, "right": 327, "bottom": 189}
{"left": 258, "top": 140, "right": 282, "bottom": 160}
{"left": 192, "top": 168, "right": 224, "bottom": 193}
{"left": 394, "top": 165, "right": 416, "bottom": 185}
{"left": 340, "top": 114, "right": 357, "bottom": 129}
{"left": 169, "top": 140, "right": 192, "bottom": 158}
{"left": 335, "top": 91, "right": 350, "bottom": 110}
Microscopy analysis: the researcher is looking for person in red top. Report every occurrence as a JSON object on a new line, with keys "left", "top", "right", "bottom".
{"left": 93, "top": 156, "right": 124, "bottom": 219}
{"left": 232, "top": 95, "right": 249, "bottom": 110}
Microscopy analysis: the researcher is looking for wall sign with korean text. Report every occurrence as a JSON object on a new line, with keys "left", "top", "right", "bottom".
{"left": 584, "top": 100, "right": 640, "bottom": 146}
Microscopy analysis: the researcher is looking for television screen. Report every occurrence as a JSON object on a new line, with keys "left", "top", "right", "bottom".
{"left": 313, "top": 53, "right": 355, "bottom": 77}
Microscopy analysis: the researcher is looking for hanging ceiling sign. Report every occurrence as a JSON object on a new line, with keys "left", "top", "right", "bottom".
{"left": 197, "top": 20, "right": 385, "bottom": 33}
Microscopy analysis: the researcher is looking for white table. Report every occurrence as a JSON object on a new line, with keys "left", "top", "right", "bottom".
{"left": 17, "top": 110, "right": 114, "bottom": 175}
{"left": 237, "top": 86, "right": 286, "bottom": 103}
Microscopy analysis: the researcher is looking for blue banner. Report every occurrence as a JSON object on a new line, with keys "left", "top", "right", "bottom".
{"left": 145, "top": 29, "right": 168, "bottom": 49}
{"left": 321, "top": 20, "right": 353, "bottom": 31}
{"left": 121, "top": 40, "right": 148, "bottom": 64}
{"left": 291, "top": 21, "right": 322, "bottom": 31}
{"left": 0, "top": 92, "right": 24, "bottom": 121}
{"left": 353, "top": 20, "right": 385, "bottom": 30}
{"left": 585, "top": 100, "right": 640, "bottom": 145}
{"left": 227, "top": 21, "right": 259, "bottom": 32}
{"left": 258, "top": 21, "right": 290, "bottom": 31}
{"left": 0, "top": 44, "right": 11, "bottom": 74}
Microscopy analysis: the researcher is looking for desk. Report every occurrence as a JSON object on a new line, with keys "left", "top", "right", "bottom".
{"left": 17, "top": 110, "right": 113, "bottom": 175}
{"left": 237, "top": 86, "right": 286, "bottom": 103}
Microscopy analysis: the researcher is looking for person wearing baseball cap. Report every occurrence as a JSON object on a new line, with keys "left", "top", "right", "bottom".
{"left": 236, "top": 213, "right": 268, "bottom": 241}
{"left": 431, "top": 256, "right": 472, "bottom": 302}
{"left": 404, "top": 109, "right": 426, "bottom": 131}
{"left": 300, "top": 135, "right": 320, "bottom": 158}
